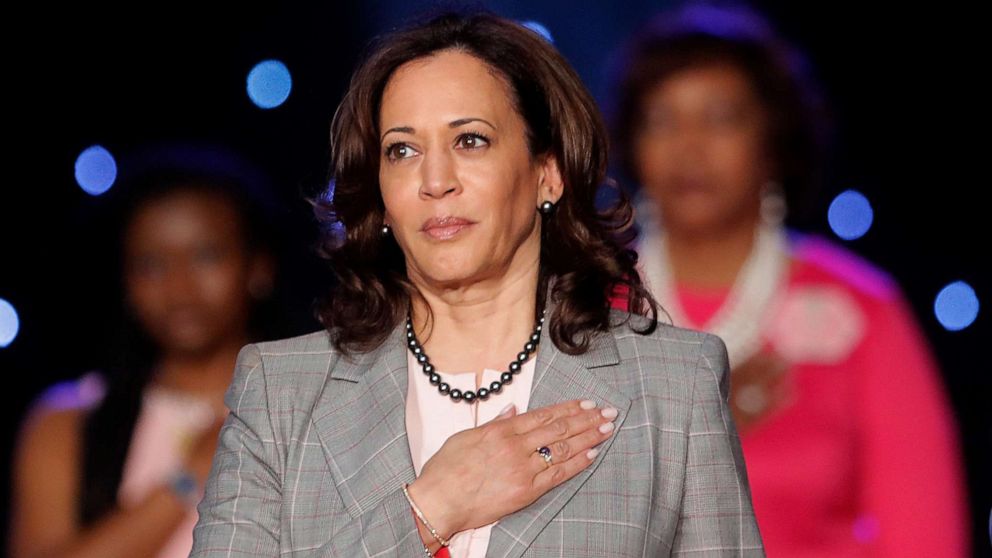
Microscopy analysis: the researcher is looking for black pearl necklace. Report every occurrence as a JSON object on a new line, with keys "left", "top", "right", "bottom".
{"left": 405, "top": 308, "right": 546, "bottom": 404}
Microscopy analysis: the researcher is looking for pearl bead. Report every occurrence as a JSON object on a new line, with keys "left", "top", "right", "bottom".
{"left": 477, "top": 388, "right": 489, "bottom": 399}
{"left": 517, "top": 352, "right": 528, "bottom": 362}
{"left": 439, "top": 383, "right": 450, "bottom": 394}
{"left": 450, "top": 389, "right": 463, "bottom": 401}
{"left": 423, "top": 363, "right": 434, "bottom": 374}
{"left": 524, "top": 342, "right": 535, "bottom": 352}
{"left": 417, "top": 354, "right": 428, "bottom": 364}
{"left": 509, "top": 361, "right": 520, "bottom": 372}
{"left": 490, "top": 381, "right": 502, "bottom": 393}
{"left": 500, "top": 372, "right": 513, "bottom": 383}
{"left": 462, "top": 391, "right": 476, "bottom": 402}
{"left": 429, "top": 373, "right": 440, "bottom": 385}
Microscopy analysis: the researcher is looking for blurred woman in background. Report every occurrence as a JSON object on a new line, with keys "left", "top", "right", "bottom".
{"left": 608, "top": 4, "right": 969, "bottom": 556}
{"left": 8, "top": 145, "right": 288, "bottom": 558}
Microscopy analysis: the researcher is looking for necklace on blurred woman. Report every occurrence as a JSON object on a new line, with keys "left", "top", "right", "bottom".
{"left": 635, "top": 181, "right": 791, "bottom": 370}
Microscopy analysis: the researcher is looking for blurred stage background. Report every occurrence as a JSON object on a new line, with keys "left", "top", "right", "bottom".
{"left": 1, "top": 1, "right": 988, "bottom": 554}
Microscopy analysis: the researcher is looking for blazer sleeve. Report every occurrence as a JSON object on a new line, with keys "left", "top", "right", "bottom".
{"left": 671, "top": 333, "right": 766, "bottom": 557}
{"left": 190, "top": 344, "right": 430, "bottom": 557}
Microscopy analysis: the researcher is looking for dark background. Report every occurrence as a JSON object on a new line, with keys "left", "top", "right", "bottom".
{"left": 2, "top": 1, "right": 988, "bottom": 555}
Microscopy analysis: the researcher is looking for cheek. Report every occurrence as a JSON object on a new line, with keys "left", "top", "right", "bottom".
{"left": 195, "top": 262, "right": 249, "bottom": 306}
{"left": 379, "top": 178, "right": 415, "bottom": 224}
{"left": 632, "top": 135, "right": 675, "bottom": 191}
{"left": 125, "top": 274, "right": 162, "bottom": 311}
{"left": 712, "top": 130, "right": 767, "bottom": 178}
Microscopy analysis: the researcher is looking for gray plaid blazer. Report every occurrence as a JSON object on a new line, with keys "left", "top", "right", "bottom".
{"left": 190, "top": 307, "right": 764, "bottom": 557}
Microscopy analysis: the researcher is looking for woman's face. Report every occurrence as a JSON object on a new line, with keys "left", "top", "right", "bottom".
{"left": 123, "top": 189, "right": 270, "bottom": 355}
{"left": 632, "top": 63, "right": 773, "bottom": 235}
{"left": 378, "top": 48, "right": 561, "bottom": 291}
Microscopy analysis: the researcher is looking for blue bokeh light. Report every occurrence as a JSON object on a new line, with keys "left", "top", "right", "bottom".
{"left": 74, "top": 145, "right": 117, "bottom": 196}
{"left": 827, "top": 189, "right": 874, "bottom": 240}
{"left": 0, "top": 298, "right": 20, "bottom": 348}
{"left": 247, "top": 59, "right": 293, "bottom": 109}
{"left": 934, "top": 280, "right": 979, "bottom": 331}
{"left": 519, "top": 20, "right": 554, "bottom": 43}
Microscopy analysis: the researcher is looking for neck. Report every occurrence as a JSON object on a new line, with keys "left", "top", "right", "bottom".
{"left": 408, "top": 255, "right": 541, "bottom": 376}
{"left": 152, "top": 333, "right": 250, "bottom": 401}
{"left": 664, "top": 213, "right": 762, "bottom": 289}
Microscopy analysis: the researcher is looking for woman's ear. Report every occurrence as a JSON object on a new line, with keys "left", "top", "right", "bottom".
{"left": 537, "top": 153, "right": 564, "bottom": 205}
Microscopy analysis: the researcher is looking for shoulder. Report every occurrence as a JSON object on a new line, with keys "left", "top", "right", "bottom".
{"left": 13, "top": 373, "right": 104, "bottom": 480}
{"left": 227, "top": 329, "right": 339, "bottom": 407}
{"left": 787, "top": 229, "right": 903, "bottom": 304}
{"left": 19, "top": 371, "right": 106, "bottom": 443}
{"left": 606, "top": 307, "right": 725, "bottom": 376}
{"left": 601, "top": 310, "right": 730, "bottom": 427}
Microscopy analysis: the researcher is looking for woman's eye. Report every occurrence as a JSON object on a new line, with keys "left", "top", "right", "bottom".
{"left": 385, "top": 143, "right": 417, "bottom": 161}
{"left": 195, "top": 246, "right": 224, "bottom": 263}
{"left": 132, "top": 255, "right": 165, "bottom": 277}
{"left": 707, "top": 104, "right": 744, "bottom": 126}
{"left": 642, "top": 111, "right": 672, "bottom": 133}
{"left": 457, "top": 132, "right": 490, "bottom": 149}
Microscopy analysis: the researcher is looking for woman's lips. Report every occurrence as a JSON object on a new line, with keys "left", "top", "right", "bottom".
{"left": 421, "top": 216, "right": 476, "bottom": 240}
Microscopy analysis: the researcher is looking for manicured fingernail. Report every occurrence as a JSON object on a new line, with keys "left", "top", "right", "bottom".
{"left": 600, "top": 407, "right": 618, "bottom": 419}
{"left": 586, "top": 448, "right": 599, "bottom": 459}
{"left": 599, "top": 422, "right": 615, "bottom": 434}
{"left": 499, "top": 403, "right": 516, "bottom": 416}
{"left": 580, "top": 399, "right": 597, "bottom": 409}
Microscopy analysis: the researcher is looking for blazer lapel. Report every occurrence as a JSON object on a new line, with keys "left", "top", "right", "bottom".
{"left": 485, "top": 324, "right": 632, "bottom": 558}
{"left": 310, "top": 301, "right": 632, "bottom": 558}
{"left": 311, "top": 320, "right": 417, "bottom": 519}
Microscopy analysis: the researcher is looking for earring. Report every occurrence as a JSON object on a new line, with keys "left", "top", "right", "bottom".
{"left": 538, "top": 200, "right": 556, "bottom": 215}
{"left": 381, "top": 223, "right": 392, "bottom": 236}
{"left": 759, "top": 180, "right": 786, "bottom": 226}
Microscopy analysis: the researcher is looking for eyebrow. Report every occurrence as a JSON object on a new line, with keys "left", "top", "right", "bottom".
{"left": 380, "top": 118, "right": 497, "bottom": 142}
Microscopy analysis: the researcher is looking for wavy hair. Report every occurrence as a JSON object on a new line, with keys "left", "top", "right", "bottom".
{"left": 309, "top": 10, "right": 659, "bottom": 356}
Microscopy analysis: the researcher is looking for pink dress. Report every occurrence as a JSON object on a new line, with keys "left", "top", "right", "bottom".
{"left": 116, "top": 386, "right": 217, "bottom": 558}
{"left": 615, "top": 232, "right": 970, "bottom": 557}
{"left": 405, "top": 348, "right": 537, "bottom": 558}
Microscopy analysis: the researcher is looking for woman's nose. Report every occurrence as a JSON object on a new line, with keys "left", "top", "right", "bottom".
{"left": 418, "top": 147, "right": 460, "bottom": 199}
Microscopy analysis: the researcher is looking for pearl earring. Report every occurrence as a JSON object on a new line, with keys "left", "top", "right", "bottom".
{"left": 538, "top": 200, "right": 556, "bottom": 215}
{"left": 381, "top": 223, "right": 392, "bottom": 236}
{"left": 759, "top": 180, "right": 786, "bottom": 226}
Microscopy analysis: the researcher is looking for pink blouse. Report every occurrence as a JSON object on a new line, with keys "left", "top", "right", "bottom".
{"left": 117, "top": 386, "right": 217, "bottom": 558}
{"left": 405, "top": 349, "right": 537, "bottom": 558}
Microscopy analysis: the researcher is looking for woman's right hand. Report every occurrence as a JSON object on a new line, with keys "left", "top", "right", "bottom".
{"left": 407, "top": 398, "right": 618, "bottom": 538}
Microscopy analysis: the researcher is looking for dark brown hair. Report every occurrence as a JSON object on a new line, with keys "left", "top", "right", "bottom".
{"left": 607, "top": 2, "right": 833, "bottom": 224}
{"left": 309, "top": 9, "right": 659, "bottom": 356}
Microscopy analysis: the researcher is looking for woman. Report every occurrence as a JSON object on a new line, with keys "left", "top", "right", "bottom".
{"left": 9, "top": 147, "right": 282, "bottom": 558}
{"left": 608, "top": 4, "right": 969, "bottom": 556}
{"left": 190, "top": 11, "right": 764, "bottom": 558}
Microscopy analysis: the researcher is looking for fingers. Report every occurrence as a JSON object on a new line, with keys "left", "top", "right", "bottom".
{"left": 521, "top": 404, "right": 617, "bottom": 456}
{"left": 503, "top": 399, "right": 589, "bottom": 436}
{"left": 531, "top": 440, "right": 601, "bottom": 493}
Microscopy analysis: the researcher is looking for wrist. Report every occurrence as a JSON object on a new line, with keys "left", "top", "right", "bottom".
{"left": 404, "top": 482, "right": 454, "bottom": 548}
{"left": 167, "top": 468, "right": 203, "bottom": 508}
